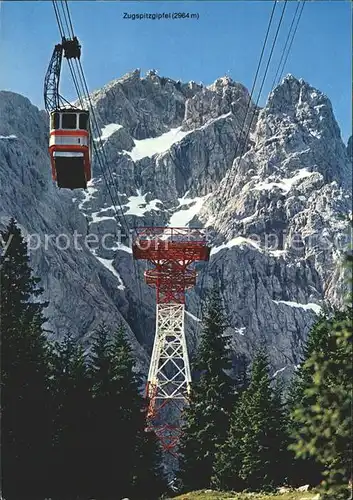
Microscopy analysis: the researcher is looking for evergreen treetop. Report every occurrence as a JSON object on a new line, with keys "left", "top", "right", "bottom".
{"left": 289, "top": 251, "right": 353, "bottom": 499}
{"left": 178, "top": 285, "right": 234, "bottom": 492}
{"left": 212, "top": 349, "right": 289, "bottom": 492}
{"left": 1, "top": 218, "right": 51, "bottom": 500}
{"left": 195, "top": 285, "right": 232, "bottom": 375}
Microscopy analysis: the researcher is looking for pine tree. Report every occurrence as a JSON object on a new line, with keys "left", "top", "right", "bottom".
{"left": 88, "top": 321, "right": 114, "bottom": 498}
{"left": 88, "top": 322, "right": 166, "bottom": 500}
{"left": 178, "top": 286, "right": 234, "bottom": 492}
{"left": 212, "top": 350, "right": 289, "bottom": 492}
{"left": 289, "top": 251, "right": 353, "bottom": 499}
{"left": 288, "top": 309, "right": 349, "bottom": 408}
{"left": 0, "top": 218, "right": 51, "bottom": 500}
{"left": 285, "top": 312, "right": 346, "bottom": 487}
{"left": 88, "top": 320, "right": 134, "bottom": 499}
{"left": 233, "top": 352, "right": 249, "bottom": 394}
{"left": 50, "top": 333, "right": 93, "bottom": 500}
{"left": 132, "top": 425, "right": 166, "bottom": 500}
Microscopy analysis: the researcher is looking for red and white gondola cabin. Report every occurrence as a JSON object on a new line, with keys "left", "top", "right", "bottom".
{"left": 49, "top": 108, "right": 91, "bottom": 189}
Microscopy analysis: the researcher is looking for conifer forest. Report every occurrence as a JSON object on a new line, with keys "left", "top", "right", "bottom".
{"left": 1, "top": 218, "right": 352, "bottom": 500}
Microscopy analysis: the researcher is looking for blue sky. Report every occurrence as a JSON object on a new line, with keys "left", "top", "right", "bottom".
{"left": 0, "top": 1, "right": 351, "bottom": 142}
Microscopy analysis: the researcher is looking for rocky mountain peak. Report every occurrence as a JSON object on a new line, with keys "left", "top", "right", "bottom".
{"left": 267, "top": 74, "right": 328, "bottom": 111}
{"left": 210, "top": 75, "right": 234, "bottom": 88}
{"left": 252, "top": 74, "right": 351, "bottom": 189}
{"left": 183, "top": 75, "right": 255, "bottom": 132}
{"left": 121, "top": 68, "right": 141, "bottom": 82}
{"left": 207, "top": 75, "right": 250, "bottom": 100}
{"left": 265, "top": 74, "right": 342, "bottom": 143}
{"left": 0, "top": 71, "right": 351, "bottom": 385}
{"left": 145, "top": 68, "right": 158, "bottom": 78}
{"left": 89, "top": 69, "right": 191, "bottom": 140}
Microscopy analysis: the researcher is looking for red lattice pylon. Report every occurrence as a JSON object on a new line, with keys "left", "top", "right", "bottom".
{"left": 132, "top": 227, "right": 210, "bottom": 453}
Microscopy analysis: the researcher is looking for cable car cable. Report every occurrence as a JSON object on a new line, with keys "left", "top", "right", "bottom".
{"left": 53, "top": 3, "right": 146, "bottom": 339}
{"left": 207, "top": 0, "right": 288, "bottom": 242}
{"left": 271, "top": 1, "right": 301, "bottom": 90}
{"left": 52, "top": 0, "right": 65, "bottom": 39}
{"left": 63, "top": 0, "right": 191, "bottom": 189}
{"left": 63, "top": 0, "right": 75, "bottom": 38}
{"left": 76, "top": 59, "right": 132, "bottom": 233}
{"left": 230, "top": 0, "right": 278, "bottom": 165}
{"left": 73, "top": 56, "right": 176, "bottom": 329}
{"left": 56, "top": 2, "right": 132, "bottom": 233}
{"left": 56, "top": 1, "right": 139, "bottom": 234}
{"left": 67, "top": 59, "right": 85, "bottom": 109}
{"left": 196, "top": 0, "right": 280, "bottom": 326}
{"left": 276, "top": 0, "right": 305, "bottom": 85}
{"left": 236, "top": 0, "right": 288, "bottom": 169}
{"left": 196, "top": 0, "right": 290, "bottom": 338}
{"left": 52, "top": 2, "right": 130, "bottom": 234}
{"left": 199, "top": 0, "right": 302, "bottom": 343}
{"left": 55, "top": 0, "right": 146, "bottom": 319}
{"left": 199, "top": 0, "right": 279, "bottom": 272}
{"left": 51, "top": 1, "right": 144, "bottom": 293}
{"left": 206, "top": 0, "right": 289, "bottom": 282}
{"left": 52, "top": 2, "right": 85, "bottom": 111}
{"left": 59, "top": 0, "right": 72, "bottom": 39}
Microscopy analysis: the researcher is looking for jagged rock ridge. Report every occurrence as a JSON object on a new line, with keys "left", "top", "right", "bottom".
{"left": 0, "top": 70, "right": 351, "bottom": 382}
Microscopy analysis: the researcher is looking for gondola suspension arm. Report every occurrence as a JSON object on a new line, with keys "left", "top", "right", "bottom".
{"left": 44, "top": 35, "right": 81, "bottom": 113}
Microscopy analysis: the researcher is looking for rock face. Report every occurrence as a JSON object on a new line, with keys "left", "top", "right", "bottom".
{"left": 0, "top": 71, "right": 351, "bottom": 383}
{"left": 90, "top": 69, "right": 200, "bottom": 141}
{"left": 0, "top": 90, "right": 149, "bottom": 371}
{"left": 347, "top": 135, "right": 352, "bottom": 161}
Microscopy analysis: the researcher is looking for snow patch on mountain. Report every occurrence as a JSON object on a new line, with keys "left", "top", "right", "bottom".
{"left": 185, "top": 311, "right": 201, "bottom": 322}
{"left": 91, "top": 210, "right": 115, "bottom": 223}
{"left": 273, "top": 300, "right": 322, "bottom": 315}
{"left": 198, "top": 112, "right": 233, "bottom": 130}
{"left": 92, "top": 251, "right": 125, "bottom": 290}
{"left": 96, "top": 123, "right": 123, "bottom": 142}
{"left": 0, "top": 134, "right": 17, "bottom": 140}
{"left": 124, "top": 126, "right": 191, "bottom": 161}
{"left": 273, "top": 366, "right": 287, "bottom": 378}
{"left": 112, "top": 242, "right": 132, "bottom": 254}
{"left": 124, "top": 190, "right": 162, "bottom": 216}
{"left": 168, "top": 195, "right": 210, "bottom": 227}
{"left": 211, "top": 237, "right": 262, "bottom": 255}
{"left": 211, "top": 237, "right": 290, "bottom": 257}
{"left": 253, "top": 168, "right": 314, "bottom": 194}
{"left": 78, "top": 183, "right": 99, "bottom": 210}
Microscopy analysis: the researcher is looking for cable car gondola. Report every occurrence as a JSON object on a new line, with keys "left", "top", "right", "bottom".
{"left": 49, "top": 108, "right": 91, "bottom": 189}
{"left": 44, "top": 37, "right": 91, "bottom": 190}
